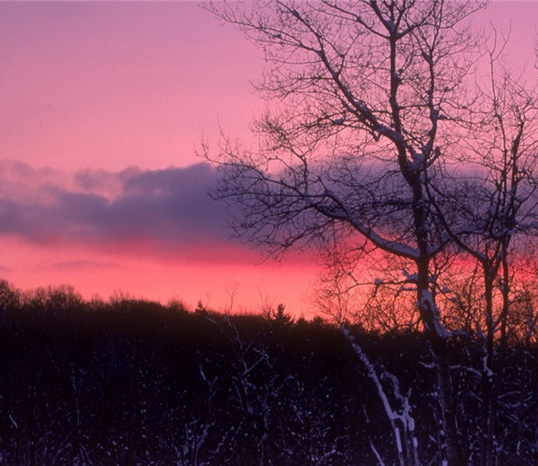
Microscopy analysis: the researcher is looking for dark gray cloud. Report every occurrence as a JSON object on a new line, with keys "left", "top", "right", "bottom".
{"left": 0, "top": 161, "right": 248, "bottom": 262}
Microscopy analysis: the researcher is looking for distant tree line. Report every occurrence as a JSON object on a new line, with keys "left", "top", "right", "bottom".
{"left": 0, "top": 279, "right": 536, "bottom": 465}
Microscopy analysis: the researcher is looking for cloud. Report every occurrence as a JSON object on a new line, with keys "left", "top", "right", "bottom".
{"left": 53, "top": 260, "right": 121, "bottom": 271}
{"left": 0, "top": 161, "right": 249, "bottom": 262}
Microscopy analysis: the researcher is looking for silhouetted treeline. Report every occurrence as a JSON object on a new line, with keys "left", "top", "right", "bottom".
{"left": 0, "top": 281, "right": 536, "bottom": 465}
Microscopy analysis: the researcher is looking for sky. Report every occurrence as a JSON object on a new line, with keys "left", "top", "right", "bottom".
{"left": 0, "top": 1, "right": 537, "bottom": 315}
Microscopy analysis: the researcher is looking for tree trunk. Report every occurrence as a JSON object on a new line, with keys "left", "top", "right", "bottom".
{"left": 433, "top": 334, "right": 464, "bottom": 466}
{"left": 417, "top": 264, "right": 463, "bottom": 466}
{"left": 480, "top": 274, "right": 496, "bottom": 466}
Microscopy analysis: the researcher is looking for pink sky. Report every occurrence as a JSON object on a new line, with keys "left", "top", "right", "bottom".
{"left": 0, "top": 1, "right": 536, "bottom": 315}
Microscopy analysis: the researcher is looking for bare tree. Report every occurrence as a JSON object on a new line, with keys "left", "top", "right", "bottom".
{"left": 203, "top": 1, "right": 491, "bottom": 464}
{"left": 426, "top": 29, "right": 538, "bottom": 463}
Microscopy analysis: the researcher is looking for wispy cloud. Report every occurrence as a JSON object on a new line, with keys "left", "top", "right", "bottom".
{"left": 53, "top": 260, "right": 121, "bottom": 271}
{"left": 0, "top": 161, "right": 248, "bottom": 262}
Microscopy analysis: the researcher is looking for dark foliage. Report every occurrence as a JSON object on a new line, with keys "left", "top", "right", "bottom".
{"left": 0, "top": 281, "right": 536, "bottom": 465}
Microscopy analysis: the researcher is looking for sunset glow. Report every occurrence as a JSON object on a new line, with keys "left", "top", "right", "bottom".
{"left": 0, "top": 1, "right": 536, "bottom": 315}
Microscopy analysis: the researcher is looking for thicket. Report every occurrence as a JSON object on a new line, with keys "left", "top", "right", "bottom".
{"left": 0, "top": 280, "right": 536, "bottom": 465}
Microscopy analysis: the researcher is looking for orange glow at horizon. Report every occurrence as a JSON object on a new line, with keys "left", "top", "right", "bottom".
{"left": 0, "top": 236, "right": 317, "bottom": 316}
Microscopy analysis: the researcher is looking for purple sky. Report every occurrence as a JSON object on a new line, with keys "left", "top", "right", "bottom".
{"left": 0, "top": 1, "right": 537, "bottom": 314}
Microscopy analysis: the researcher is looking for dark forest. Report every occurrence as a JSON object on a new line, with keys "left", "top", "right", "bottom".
{"left": 0, "top": 281, "right": 536, "bottom": 465}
